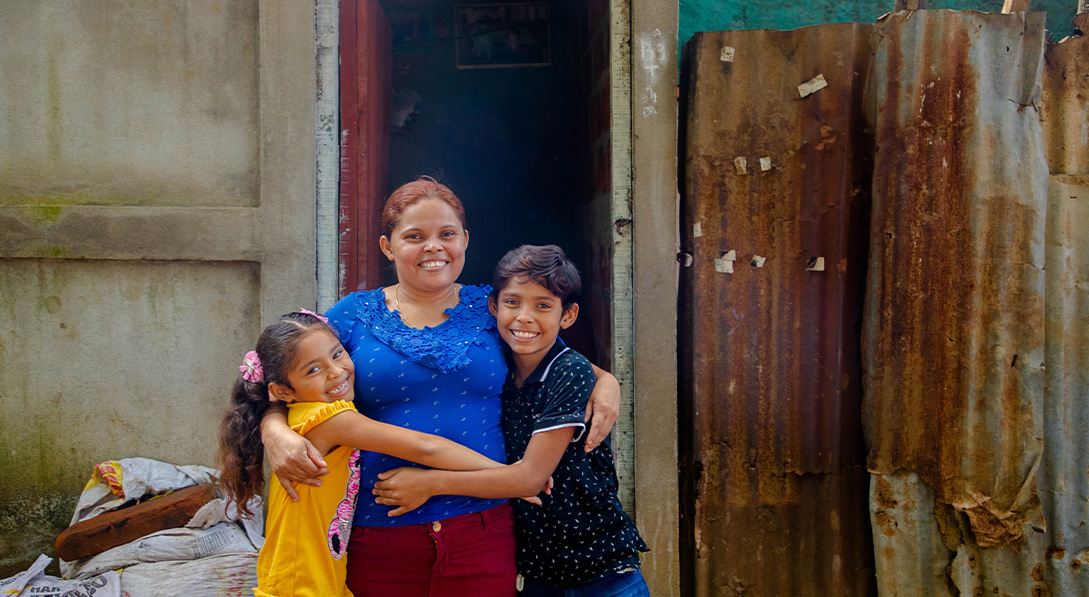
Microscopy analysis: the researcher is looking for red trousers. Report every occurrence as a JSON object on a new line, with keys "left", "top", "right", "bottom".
{"left": 345, "top": 502, "right": 517, "bottom": 596}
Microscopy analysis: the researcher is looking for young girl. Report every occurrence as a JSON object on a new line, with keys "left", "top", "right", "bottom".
{"left": 217, "top": 311, "right": 509, "bottom": 597}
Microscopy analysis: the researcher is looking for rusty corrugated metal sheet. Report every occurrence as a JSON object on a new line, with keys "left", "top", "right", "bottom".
{"left": 868, "top": 178, "right": 1089, "bottom": 597}
{"left": 1042, "top": 15, "right": 1089, "bottom": 177}
{"left": 1037, "top": 20, "right": 1089, "bottom": 596}
{"left": 681, "top": 23, "right": 875, "bottom": 596}
{"left": 1038, "top": 175, "right": 1089, "bottom": 595}
{"left": 863, "top": 10, "right": 1053, "bottom": 595}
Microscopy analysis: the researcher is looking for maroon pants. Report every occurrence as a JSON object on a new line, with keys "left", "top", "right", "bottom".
{"left": 345, "top": 502, "right": 517, "bottom": 596}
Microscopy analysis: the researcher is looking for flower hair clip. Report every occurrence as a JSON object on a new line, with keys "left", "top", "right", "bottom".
{"left": 240, "top": 351, "right": 264, "bottom": 383}
{"left": 299, "top": 309, "right": 329, "bottom": 324}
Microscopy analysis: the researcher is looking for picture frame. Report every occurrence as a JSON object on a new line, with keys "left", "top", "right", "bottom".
{"left": 454, "top": 3, "right": 551, "bottom": 69}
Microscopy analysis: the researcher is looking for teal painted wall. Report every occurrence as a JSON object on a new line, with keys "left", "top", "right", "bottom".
{"left": 680, "top": 0, "right": 1080, "bottom": 51}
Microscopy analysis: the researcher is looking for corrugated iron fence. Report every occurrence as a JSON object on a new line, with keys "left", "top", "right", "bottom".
{"left": 680, "top": 9, "right": 1089, "bottom": 595}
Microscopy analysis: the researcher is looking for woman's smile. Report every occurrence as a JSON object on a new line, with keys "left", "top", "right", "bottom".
{"left": 419, "top": 259, "right": 449, "bottom": 270}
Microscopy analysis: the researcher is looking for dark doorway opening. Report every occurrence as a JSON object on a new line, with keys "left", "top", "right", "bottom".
{"left": 341, "top": 0, "right": 614, "bottom": 362}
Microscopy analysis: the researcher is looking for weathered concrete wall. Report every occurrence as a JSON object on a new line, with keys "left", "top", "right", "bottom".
{"left": 0, "top": 1, "right": 316, "bottom": 576}
{"left": 0, "top": 2, "right": 259, "bottom": 208}
{"left": 679, "top": 0, "right": 1081, "bottom": 50}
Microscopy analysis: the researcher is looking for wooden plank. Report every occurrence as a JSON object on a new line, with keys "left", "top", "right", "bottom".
{"left": 339, "top": 0, "right": 361, "bottom": 297}
{"left": 55, "top": 484, "right": 217, "bottom": 561}
{"left": 893, "top": 0, "right": 927, "bottom": 9}
{"left": 316, "top": 0, "right": 341, "bottom": 310}
{"left": 1001, "top": 0, "right": 1032, "bottom": 12}
{"left": 338, "top": 0, "right": 390, "bottom": 296}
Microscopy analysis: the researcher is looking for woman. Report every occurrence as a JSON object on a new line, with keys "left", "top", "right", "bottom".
{"left": 261, "top": 177, "right": 620, "bottom": 596}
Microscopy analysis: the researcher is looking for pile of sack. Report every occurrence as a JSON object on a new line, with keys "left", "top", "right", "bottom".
{"left": 0, "top": 458, "right": 263, "bottom": 597}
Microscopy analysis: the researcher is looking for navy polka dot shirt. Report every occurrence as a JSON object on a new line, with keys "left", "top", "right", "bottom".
{"left": 502, "top": 339, "right": 649, "bottom": 588}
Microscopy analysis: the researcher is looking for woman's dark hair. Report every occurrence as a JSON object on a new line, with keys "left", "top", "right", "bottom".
{"left": 491, "top": 245, "right": 582, "bottom": 311}
{"left": 381, "top": 175, "right": 467, "bottom": 237}
{"left": 216, "top": 311, "right": 335, "bottom": 518}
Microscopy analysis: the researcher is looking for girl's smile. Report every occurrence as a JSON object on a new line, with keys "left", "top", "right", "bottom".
{"left": 271, "top": 329, "right": 356, "bottom": 404}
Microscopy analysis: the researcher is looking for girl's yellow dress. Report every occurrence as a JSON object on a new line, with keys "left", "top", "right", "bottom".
{"left": 254, "top": 400, "right": 361, "bottom": 597}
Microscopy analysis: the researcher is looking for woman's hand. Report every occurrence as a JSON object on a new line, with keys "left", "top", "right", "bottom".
{"left": 373, "top": 467, "right": 435, "bottom": 516}
{"left": 261, "top": 406, "right": 329, "bottom": 501}
{"left": 585, "top": 366, "right": 620, "bottom": 452}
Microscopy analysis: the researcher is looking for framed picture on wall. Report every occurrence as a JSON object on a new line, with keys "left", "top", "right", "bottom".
{"left": 454, "top": 3, "right": 551, "bottom": 69}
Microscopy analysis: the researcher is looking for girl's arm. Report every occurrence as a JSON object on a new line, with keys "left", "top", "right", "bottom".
{"left": 372, "top": 426, "right": 576, "bottom": 516}
{"left": 585, "top": 365, "right": 620, "bottom": 452}
{"left": 261, "top": 404, "right": 329, "bottom": 501}
{"left": 305, "top": 410, "right": 505, "bottom": 472}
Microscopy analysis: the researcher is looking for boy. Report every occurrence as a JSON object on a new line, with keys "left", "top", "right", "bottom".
{"left": 372, "top": 244, "right": 650, "bottom": 596}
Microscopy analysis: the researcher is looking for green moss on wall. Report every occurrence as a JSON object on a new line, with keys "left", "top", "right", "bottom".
{"left": 17, "top": 205, "right": 63, "bottom": 225}
{"left": 36, "top": 246, "right": 71, "bottom": 258}
{"left": 0, "top": 494, "right": 74, "bottom": 578}
{"left": 4, "top": 192, "right": 138, "bottom": 207}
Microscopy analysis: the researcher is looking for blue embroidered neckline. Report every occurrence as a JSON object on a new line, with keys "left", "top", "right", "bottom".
{"left": 354, "top": 284, "right": 495, "bottom": 373}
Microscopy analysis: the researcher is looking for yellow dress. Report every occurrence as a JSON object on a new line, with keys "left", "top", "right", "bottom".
{"left": 254, "top": 400, "right": 361, "bottom": 597}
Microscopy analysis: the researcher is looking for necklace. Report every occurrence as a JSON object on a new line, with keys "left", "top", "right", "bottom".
{"left": 392, "top": 284, "right": 458, "bottom": 323}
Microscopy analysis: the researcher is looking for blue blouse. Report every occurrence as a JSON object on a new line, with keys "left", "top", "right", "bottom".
{"left": 325, "top": 284, "right": 509, "bottom": 527}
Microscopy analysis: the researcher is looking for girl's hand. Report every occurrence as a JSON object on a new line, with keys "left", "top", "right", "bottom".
{"left": 585, "top": 368, "right": 620, "bottom": 452}
{"left": 373, "top": 467, "right": 434, "bottom": 516}
{"left": 262, "top": 416, "right": 328, "bottom": 501}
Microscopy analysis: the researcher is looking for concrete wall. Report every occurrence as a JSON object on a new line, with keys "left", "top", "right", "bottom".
{"left": 0, "top": 1, "right": 317, "bottom": 575}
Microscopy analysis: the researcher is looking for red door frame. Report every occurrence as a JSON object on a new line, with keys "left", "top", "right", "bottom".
{"left": 339, "top": 0, "right": 391, "bottom": 296}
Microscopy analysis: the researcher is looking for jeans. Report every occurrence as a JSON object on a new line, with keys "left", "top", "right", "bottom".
{"left": 518, "top": 569, "right": 650, "bottom": 597}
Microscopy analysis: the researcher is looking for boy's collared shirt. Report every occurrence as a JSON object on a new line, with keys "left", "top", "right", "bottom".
{"left": 502, "top": 339, "right": 649, "bottom": 588}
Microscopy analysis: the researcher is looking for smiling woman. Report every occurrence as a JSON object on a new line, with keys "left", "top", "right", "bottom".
{"left": 259, "top": 176, "right": 622, "bottom": 596}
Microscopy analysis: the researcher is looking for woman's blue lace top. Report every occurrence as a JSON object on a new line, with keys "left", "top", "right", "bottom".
{"left": 354, "top": 284, "right": 495, "bottom": 373}
{"left": 324, "top": 284, "right": 509, "bottom": 527}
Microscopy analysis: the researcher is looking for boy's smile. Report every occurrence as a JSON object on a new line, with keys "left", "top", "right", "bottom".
{"left": 490, "top": 278, "right": 578, "bottom": 385}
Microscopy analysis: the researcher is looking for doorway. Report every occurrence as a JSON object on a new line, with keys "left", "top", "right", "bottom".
{"left": 340, "top": 0, "right": 614, "bottom": 364}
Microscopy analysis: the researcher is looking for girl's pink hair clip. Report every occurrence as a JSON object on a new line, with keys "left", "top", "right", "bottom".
{"left": 240, "top": 350, "right": 264, "bottom": 383}
{"left": 299, "top": 309, "right": 329, "bottom": 324}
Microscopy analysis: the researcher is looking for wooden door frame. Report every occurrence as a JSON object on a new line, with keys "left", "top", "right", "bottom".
{"left": 336, "top": 0, "right": 390, "bottom": 300}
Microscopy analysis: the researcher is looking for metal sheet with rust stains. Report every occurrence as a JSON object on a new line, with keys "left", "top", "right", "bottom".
{"left": 1042, "top": 15, "right": 1089, "bottom": 177}
{"left": 862, "top": 9, "right": 1055, "bottom": 595}
{"left": 868, "top": 178, "right": 1089, "bottom": 597}
{"left": 681, "top": 23, "right": 875, "bottom": 596}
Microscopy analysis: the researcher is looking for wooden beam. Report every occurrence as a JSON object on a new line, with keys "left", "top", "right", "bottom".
{"left": 893, "top": 0, "right": 926, "bottom": 10}
{"left": 1001, "top": 0, "right": 1031, "bottom": 12}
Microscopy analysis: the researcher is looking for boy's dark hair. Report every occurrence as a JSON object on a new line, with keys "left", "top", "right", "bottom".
{"left": 491, "top": 245, "right": 581, "bottom": 310}
{"left": 216, "top": 311, "right": 335, "bottom": 518}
